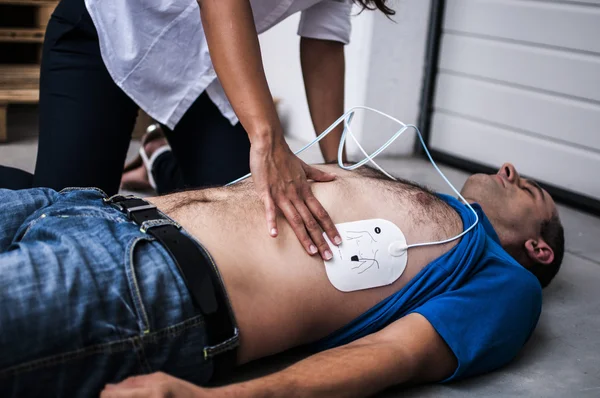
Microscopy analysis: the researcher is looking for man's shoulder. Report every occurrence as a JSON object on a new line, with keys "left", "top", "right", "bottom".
{"left": 410, "top": 237, "right": 543, "bottom": 381}
{"left": 478, "top": 239, "right": 543, "bottom": 307}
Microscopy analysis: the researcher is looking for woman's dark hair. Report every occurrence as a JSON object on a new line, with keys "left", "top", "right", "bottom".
{"left": 529, "top": 215, "right": 565, "bottom": 288}
{"left": 353, "top": 0, "right": 395, "bottom": 16}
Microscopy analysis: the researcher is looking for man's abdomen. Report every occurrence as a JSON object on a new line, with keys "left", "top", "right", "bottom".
{"left": 186, "top": 181, "right": 461, "bottom": 364}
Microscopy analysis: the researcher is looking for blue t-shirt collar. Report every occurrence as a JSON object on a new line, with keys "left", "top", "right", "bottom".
{"left": 468, "top": 202, "right": 501, "bottom": 245}
{"left": 435, "top": 193, "right": 501, "bottom": 245}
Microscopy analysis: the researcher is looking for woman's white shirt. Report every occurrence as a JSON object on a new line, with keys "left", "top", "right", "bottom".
{"left": 84, "top": 0, "right": 352, "bottom": 129}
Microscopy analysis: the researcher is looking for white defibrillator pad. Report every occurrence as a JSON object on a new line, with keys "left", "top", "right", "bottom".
{"left": 323, "top": 219, "right": 408, "bottom": 292}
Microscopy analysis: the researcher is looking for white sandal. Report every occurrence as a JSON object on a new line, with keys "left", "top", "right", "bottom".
{"left": 139, "top": 143, "right": 171, "bottom": 190}
{"left": 121, "top": 124, "right": 170, "bottom": 191}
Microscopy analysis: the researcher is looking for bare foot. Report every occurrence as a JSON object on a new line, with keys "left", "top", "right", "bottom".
{"left": 144, "top": 136, "right": 168, "bottom": 158}
{"left": 121, "top": 162, "right": 152, "bottom": 191}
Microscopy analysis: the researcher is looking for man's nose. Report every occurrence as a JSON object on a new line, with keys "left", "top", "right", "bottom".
{"left": 498, "top": 163, "right": 520, "bottom": 184}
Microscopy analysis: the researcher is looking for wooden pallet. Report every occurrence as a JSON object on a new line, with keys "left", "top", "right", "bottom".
{"left": 0, "top": 27, "right": 45, "bottom": 43}
{"left": 0, "top": 64, "right": 152, "bottom": 142}
{"left": 0, "top": 0, "right": 58, "bottom": 52}
{"left": 0, "top": 65, "right": 40, "bottom": 141}
{"left": 0, "top": 0, "right": 56, "bottom": 142}
{"left": 0, "top": 0, "right": 57, "bottom": 28}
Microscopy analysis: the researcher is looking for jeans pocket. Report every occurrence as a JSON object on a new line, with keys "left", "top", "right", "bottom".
{"left": 124, "top": 236, "right": 154, "bottom": 334}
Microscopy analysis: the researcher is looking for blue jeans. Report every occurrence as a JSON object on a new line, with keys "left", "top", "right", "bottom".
{"left": 0, "top": 188, "right": 213, "bottom": 397}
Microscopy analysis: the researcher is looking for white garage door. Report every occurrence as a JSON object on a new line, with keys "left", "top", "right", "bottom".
{"left": 429, "top": 0, "right": 600, "bottom": 201}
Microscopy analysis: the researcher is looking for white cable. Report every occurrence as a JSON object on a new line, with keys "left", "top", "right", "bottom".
{"left": 340, "top": 113, "right": 399, "bottom": 180}
{"left": 403, "top": 123, "right": 479, "bottom": 249}
{"left": 226, "top": 110, "right": 353, "bottom": 186}
{"left": 226, "top": 106, "right": 479, "bottom": 250}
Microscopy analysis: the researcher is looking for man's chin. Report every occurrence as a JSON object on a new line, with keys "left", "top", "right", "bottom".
{"left": 460, "top": 174, "right": 492, "bottom": 201}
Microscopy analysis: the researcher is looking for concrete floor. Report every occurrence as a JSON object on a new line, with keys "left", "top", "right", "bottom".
{"left": 2, "top": 107, "right": 600, "bottom": 397}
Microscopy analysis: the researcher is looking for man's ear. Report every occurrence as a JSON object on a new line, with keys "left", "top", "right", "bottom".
{"left": 524, "top": 239, "right": 554, "bottom": 265}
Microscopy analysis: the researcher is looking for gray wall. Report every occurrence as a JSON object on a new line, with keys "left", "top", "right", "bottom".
{"left": 429, "top": 0, "right": 600, "bottom": 200}
{"left": 360, "top": 0, "right": 431, "bottom": 156}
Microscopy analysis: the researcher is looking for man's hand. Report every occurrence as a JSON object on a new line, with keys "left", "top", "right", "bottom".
{"left": 100, "top": 372, "right": 208, "bottom": 398}
{"left": 251, "top": 137, "right": 342, "bottom": 260}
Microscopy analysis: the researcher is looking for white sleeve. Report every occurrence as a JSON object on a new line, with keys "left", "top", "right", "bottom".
{"left": 297, "top": 0, "right": 353, "bottom": 44}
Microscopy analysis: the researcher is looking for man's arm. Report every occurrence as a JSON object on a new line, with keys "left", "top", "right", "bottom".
{"left": 101, "top": 313, "right": 456, "bottom": 397}
{"left": 301, "top": 37, "right": 347, "bottom": 163}
{"left": 214, "top": 313, "right": 456, "bottom": 397}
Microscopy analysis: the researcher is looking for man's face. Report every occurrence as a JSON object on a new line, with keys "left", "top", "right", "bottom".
{"left": 460, "top": 163, "right": 557, "bottom": 247}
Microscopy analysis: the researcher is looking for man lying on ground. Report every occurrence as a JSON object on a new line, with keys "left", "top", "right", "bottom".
{"left": 0, "top": 162, "right": 564, "bottom": 398}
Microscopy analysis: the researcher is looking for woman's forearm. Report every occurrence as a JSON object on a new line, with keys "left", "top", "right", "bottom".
{"left": 197, "top": 1, "right": 341, "bottom": 259}
{"left": 198, "top": 0, "right": 283, "bottom": 148}
{"left": 301, "top": 37, "right": 346, "bottom": 162}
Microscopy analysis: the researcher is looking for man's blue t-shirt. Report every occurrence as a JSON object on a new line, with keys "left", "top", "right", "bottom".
{"left": 312, "top": 194, "right": 543, "bottom": 381}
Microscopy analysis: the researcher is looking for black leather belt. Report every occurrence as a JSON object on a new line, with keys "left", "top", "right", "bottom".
{"left": 103, "top": 195, "right": 238, "bottom": 378}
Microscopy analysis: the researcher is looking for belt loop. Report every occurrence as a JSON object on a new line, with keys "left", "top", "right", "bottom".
{"left": 103, "top": 194, "right": 135, "bottom": 210}
{"left": 139, "top": 219, "right": 181, "bottom": 233}
{"left": 103, "top": 194, "right": 125, "bottom": 204}
{"left": 203, "top": 328, "right": 240, "bottom": 360}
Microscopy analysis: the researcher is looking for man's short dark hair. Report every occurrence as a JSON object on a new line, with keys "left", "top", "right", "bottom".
{"left": 353, "top": 0, "right": 395, "bottom": 16}
{"left": 529, "top": 215, "right": 565, "bottom": 288}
